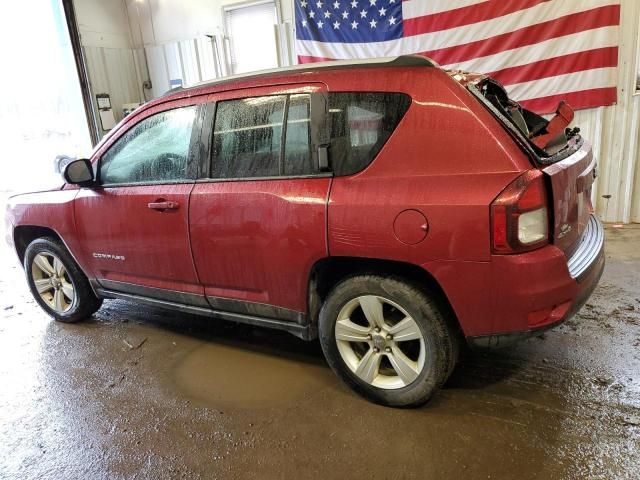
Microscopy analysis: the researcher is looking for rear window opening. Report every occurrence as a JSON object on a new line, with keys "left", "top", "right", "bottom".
{"left": 470, "top": 78, "right": 583, "bottom": 164}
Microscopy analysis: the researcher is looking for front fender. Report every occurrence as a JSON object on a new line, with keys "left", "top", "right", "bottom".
{"left": 7, "top": 190, "right": 91, "bottom": 275}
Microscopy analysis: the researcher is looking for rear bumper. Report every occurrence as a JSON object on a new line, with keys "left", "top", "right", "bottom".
{"left": 467, "top": 214, "right": 605, "bottom": 349}
{"left": 567, "top": 214, "right": 605, "bottom": 281}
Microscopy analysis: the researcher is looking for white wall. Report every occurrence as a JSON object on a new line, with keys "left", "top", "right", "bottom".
{"left": 123, "top": 0, "right": 295, "bottom": 97}
{"left": 125, "top": 0, "right": 294, "bottom": 46}
{"left": 75, "top": 0, "right": 143, "bottom": 135}
{"left": 75, "top": 0, "right": 133, "bottom": 48}
{"left": 573, "top": 0, "right": 640, "bottom": 223}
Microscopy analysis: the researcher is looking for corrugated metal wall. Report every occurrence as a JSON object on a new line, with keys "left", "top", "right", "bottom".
{"left": 130, "top": 0, "right": 640, "bottom": 223}
{"left": 574, "top": 0, "right": 640, "bottom": 223}
{"left": 83, "top": 45, "right": 143, "bottom": 134}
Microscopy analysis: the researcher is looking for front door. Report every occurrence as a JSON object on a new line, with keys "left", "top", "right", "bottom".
{"left": 189, "top": 86, "right": 331, "bottom": 318}
{"left": 74, "top": 102, "right": 204, "bottom": 302}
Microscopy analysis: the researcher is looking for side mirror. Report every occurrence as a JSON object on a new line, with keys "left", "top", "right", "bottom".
{"left": 63, "top": 159, "right": 95, "bottom": 186}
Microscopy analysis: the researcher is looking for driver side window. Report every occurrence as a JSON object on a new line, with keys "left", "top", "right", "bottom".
{"left": 100, "top": 106, "right": 197, "bottom": 185}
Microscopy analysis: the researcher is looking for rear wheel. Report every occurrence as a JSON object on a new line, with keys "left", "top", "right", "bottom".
{"left": 24, "top": 237, "right": 102, "bottom": 323}
{"left": 319, "top": 275, "right": 457, "bottom": 407}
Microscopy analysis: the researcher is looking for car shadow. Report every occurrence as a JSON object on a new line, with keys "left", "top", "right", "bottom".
{"left": 94, "top": 298, "right": 327, "bottom": 366}
{"left": 91, "top": 298, "right": 530, "bottom": 391}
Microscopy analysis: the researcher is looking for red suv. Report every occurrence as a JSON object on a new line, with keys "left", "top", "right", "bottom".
{"left": 5, "top": 56, "right": 604, "bottom": 407}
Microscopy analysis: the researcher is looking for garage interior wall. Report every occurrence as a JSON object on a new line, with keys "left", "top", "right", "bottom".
{"left": 74, "top": 0, "right": 144, "bottom": 137}
{"left": 76, "top": 0, "right": 640, "bottom": 224}
{"left": 121, "top": 0, "right": 295, "bottom": 97}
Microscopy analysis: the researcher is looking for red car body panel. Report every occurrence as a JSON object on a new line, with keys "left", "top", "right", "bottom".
{"left": 543, "top": 140, "right": 596, "bottom": 256}
{"left": 73, "top": 184, "right": 201, "bottom": 295}
{"left": 6, "top": 190, "right": 81, "bottom": 263}
{"left": 5, "top": 58, "right": 604, "bottom": 345}
{"left": 190, "top": 177, "right": 331, "bottom": 311}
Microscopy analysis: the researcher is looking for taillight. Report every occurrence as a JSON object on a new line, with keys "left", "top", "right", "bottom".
{"left": 491, "top": 169, "right": 549, "bottom": 254}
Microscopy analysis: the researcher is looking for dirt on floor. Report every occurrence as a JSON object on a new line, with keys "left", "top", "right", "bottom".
{"left": 0, "top": 218, "right": 639, "bottom": 479}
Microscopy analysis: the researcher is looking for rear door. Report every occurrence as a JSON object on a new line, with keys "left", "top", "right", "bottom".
{"left": 189, "top": 84, "right": 331, "bottom": 318}
{"left": 74, "top": 100, "right": 207, "bottom": 302}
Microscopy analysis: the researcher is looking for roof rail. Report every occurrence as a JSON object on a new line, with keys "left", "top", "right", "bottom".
{"left": 163, "top": 55, "right": 436, "bottom": 96}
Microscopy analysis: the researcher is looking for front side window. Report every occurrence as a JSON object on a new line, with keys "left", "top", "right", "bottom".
{"left": 328, "top": 92, "right": 411, "bottom": 176}
{"left": 99, "top": 106, "right": 197, "bottom": 185}
{"left": 213, "top": 95, "right": 286, "bottom": 178}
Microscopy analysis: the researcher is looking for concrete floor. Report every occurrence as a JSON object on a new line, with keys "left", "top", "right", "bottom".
{"left": 1, "top": 225, "right": 639, "bottom": 479}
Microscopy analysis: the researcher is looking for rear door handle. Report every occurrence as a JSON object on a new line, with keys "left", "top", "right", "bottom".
{"left": 148, "top": 200, "right": 180, "bottom": 211}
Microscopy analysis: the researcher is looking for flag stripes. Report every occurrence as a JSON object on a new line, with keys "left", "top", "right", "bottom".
{"left": 295, "top": 0, "right": 621, "bottom": 113}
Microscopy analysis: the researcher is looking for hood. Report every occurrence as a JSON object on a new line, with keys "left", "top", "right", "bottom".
{"left": 7, "top": 179, "right": 65, "bottom": 199}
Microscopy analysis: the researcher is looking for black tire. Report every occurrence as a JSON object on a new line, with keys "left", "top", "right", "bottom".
{"left": 24, "top": 237, "right": 102, "bottom": 323}
{"left": 319, "top": 275, "right": 458, "bottom": 408}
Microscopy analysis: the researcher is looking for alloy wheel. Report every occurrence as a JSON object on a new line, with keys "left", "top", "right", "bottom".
{"left": 31, "top": 252, "right": 75, "bottom": 313}
{"left": 335, "top": 295, "right": 427, "bottom": 389}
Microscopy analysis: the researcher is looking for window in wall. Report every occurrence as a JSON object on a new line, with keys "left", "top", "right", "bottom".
{"left": 213, "top": 96, "right": 286, "bottom": 178}
{"left": 100, "top": 106, "right": 197, "bottom": 184}
{"left": 224, "top": 1, "right": 279, "bottom": 74}
{"left": 328, "top": 93, "right": 412, "bottom": 176}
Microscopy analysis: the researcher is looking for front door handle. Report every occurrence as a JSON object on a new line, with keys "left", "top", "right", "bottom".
{"left": 148, "top": 200, "right": 180, "bottom": 211}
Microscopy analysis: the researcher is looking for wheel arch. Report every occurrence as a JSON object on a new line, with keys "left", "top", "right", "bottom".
{"left": 13, "top": 225, "right": 65, "bottom": 264}
{"left": 307, "top": 256, "right": 462, "bottom": 336}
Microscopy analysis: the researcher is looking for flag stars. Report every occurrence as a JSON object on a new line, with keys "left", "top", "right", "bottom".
{"left": 301, "top": 0, "right": 398, "bottom": 34}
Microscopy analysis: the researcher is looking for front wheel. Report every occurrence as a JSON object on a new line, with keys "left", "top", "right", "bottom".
{"left": 24, "top": 237, "right": 102, "bottom": 323}
{"left": 319, "top": 275, "right": 458, "bottom": 407}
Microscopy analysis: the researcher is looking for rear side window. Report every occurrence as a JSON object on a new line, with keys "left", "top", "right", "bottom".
{"left": 213, "top": 95, "right": 286, "bottom": 178}
{"left": 284, "top": 94, "right": 312, "bottom": 176}
{"left": 328, "top": 93, "right": 411, "bottom": 176}
{"left": 212, "top": 94, "right": 316, "bottom": 179}
{"left": 100, "top": 106, "right": 197, "bottom": 185}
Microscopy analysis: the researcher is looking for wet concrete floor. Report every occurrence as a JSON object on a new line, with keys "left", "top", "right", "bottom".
{"left": 1, "top": 225, "right": 639, "bottom": 479}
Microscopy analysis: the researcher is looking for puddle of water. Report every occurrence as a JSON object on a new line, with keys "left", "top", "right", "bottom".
{"left": 173, "top": 342, "right": 335, "bottom": 409}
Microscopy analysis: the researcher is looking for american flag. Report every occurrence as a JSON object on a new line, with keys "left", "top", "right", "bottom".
{"left": 295, "top": 0, "right": 620, "bottom": 113}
